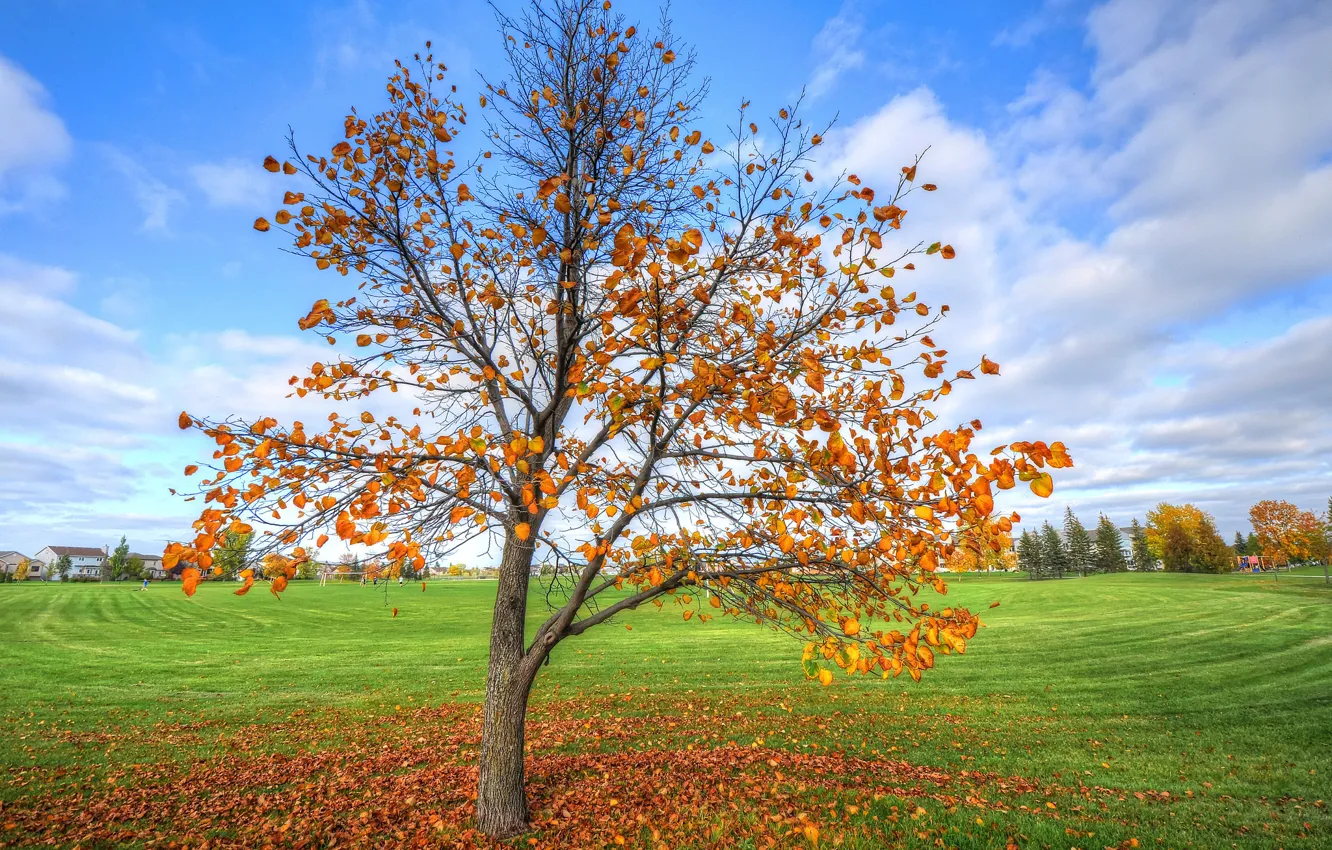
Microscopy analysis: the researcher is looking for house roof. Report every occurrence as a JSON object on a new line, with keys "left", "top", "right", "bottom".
{"left": 44, "top": 546, "right": 107, "bottom": 558}
{"left": 130, "top": 553, "right": 163, "bottom": 561}
{"left": 0, "top": 550, "right": 27, "bottom": 560}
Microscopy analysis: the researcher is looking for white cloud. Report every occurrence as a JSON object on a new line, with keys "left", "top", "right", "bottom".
{"left": 104, "top": 147, "right": 186, "bottom": 233}
{"left": 0, "top": 255, "right": 337, "bottom": 554}
{"left": 0, "top": 54, "right": 71, "bottom": 213}
{"left": 829, "top": 0, "right": 1332, "bottom": 535}
{"left": 191, "top": 158, "right": 271, "bottom": 208}
{"left": 805, "top": 3, "right": 866, "bottom": 101}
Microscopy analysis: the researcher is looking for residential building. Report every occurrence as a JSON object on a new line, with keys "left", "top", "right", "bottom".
{"left": 1, "top": 550, "right": 28, "bottom": 579}
{"left": 131, "top": 553, "right": 168, "bottom": 580}
{"left": 34, "top": 546, "right": 108, "bottom": 580}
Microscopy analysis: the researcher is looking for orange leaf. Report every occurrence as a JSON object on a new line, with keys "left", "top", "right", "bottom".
{"left": 980, "top": 356, "right": 1000, "bottom": 375}
{"left": 253, "top": 217, "right": 271, "bottom": 232}
{"left": 183, "top": 465, "right": 198, "bottom": 476}
{"left": 515, "top": 522, "right": 531, "bottom": 541}
{"left": 178, "top": 411, "right": 192, "bottom": 430}
{"left": 1029, "top": 472, "right": 1054, "bottom": 498}
{"left": 263, "top": 156, "right": 280, "bottom": 173}
{"left": 662, "top": 50, "right": 676, "bottom": 64}
{"left": 940, "top": 244, "right": 956, "bottom": 259}
{"left": 270, "top": 575, "right": 288, "bottom": 597}
{"left": 392, "top": 607, "right": 399, "bottom": 618}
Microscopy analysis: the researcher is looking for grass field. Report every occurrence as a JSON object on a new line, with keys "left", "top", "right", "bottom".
{"left": 1, "top": 573, "right": 1329, "bottom": 848}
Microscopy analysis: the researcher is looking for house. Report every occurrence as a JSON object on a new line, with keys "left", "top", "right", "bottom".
{"left": 1, "top": 551, "right": 48, "bottom": 580}
{"left": 1, "top": 551, "right": 27, "bottom": 578}
{"left": 34, "top": 546, "right": 108, "bottom": 580}
{"left": 131, "top": 553, "right": 168, "bottom": 580}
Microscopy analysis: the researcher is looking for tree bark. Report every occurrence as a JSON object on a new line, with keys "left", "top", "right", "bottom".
{"left": 476, "top": 536, "right": 539, "bottom": 838}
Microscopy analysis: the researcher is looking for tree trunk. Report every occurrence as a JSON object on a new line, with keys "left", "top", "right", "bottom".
{"left": 476, "top": 536, "right": 539, "bottom": 838}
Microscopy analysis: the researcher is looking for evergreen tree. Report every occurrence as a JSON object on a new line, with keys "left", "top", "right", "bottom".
{"left": 1094, "top": 514, "right": 1128, "bottom": 573}
{"left": 1244, "top": 532, "right": 1260, "bottom": 556}
{"left": 1040, "top": 521, "right": 1068, "bottom": 579}
{"left": 106, "top": 536, "right": 131, "bottom": 581}
{"left": 1129, "top": 519, "right": 1154, "bottom": 571}
{"left": 1017, "top": 529, "right": 1045, "bottom": 579}
{"left": 1233, "top": 531, "right": 1246, "bottom": 553}
{"left": 1063, "top": 507, "right": 1094, "bottom": 576}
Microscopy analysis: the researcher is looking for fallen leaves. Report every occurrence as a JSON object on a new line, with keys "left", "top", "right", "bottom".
{"left": 0, "top": 698, "right": 1059, "bottom": 850}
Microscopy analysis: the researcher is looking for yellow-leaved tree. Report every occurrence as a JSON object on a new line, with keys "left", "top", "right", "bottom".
{"left": 164, "top": 0, "right": 1069, "bottom": 835}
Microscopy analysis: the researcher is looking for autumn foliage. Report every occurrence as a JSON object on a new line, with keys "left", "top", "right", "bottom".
{"left": 1144, "top": 503, "right": 1232, "bottom": 574}
{"left": 165, "top": 0, "right": 1067, "bottom": 835}
{"left": 1248, "top": 499, "right": 1325, "bottom": 565}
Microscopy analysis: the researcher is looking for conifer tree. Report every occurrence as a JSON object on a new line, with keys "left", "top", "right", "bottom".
{"left": 1017, "top": 529, "right": 1045, "bottom": 579}
{"left": 1094, "top": 514, "right": 1128, "bottom": 573}
{"left": 1129, "top": 518, "right": 1154, "bottom": 571}
{"left": 1063, "top": 507, "right": 1093, "bottom": 577}
{"left": 1041, "top": 521, "right": 1068, "bottom": 579}
{"left": 1232, "top": 531, "right": 1246, "bottom": 554}
{"left": 1244, "top": 532, "right": 1259, "bottom": 556}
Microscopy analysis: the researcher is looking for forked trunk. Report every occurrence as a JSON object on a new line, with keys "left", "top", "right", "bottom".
{"left": 476, "top": 537, "right": 538, "bottom": 838}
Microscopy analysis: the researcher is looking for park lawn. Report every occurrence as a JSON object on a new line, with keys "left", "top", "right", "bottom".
{"left": 1, "top": 573, "right": 1329, "bottom": 848}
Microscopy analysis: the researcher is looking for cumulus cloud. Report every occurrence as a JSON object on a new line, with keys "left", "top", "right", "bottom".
{"left": 0, "top": 256, "right": 336, "bottom": 554}
{"left": 829, "top": 0, "right": 1332, "bottom": 534}
{"left": 0, "top": 54, "right": 71, "bottom": 212}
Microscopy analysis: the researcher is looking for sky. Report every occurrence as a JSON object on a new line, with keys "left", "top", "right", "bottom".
{"left": 1, "top": 0, "right": 1329, "bottom": 558}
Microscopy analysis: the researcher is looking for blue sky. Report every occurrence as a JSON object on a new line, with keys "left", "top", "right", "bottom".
{"left": 2, "top": 0, "right": 1330, "bottom": 557}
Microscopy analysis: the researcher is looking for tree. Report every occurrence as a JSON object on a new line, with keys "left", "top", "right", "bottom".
{"left": 1093, "top": 514, "right": 1127, "bottom": 573}
{"left": 163, "top": 1, "right": 1071, "bottom": 836}
{"left": 126, "top": 556, "right": 145, "bottom": 581}
{"left": 1145, "top": 503, "right": 1230, "bottom": 572}
{"left": 54, "top": 554, "right": 72, "bottom": 581}
{"left": 1016, "top": 529, "right": 1045, "bottom": 579}
{"left": 1249, "top": 499, "right": 1324, "bottom": 566}
{"left": 1128, "top": 519, "right": 1154, "bottom": 571}
{"left": 213, "top": 530, "right": 253, "bottom": 579}
{"left": 1040, "top": 522, "right": 1068, "bottom": 579}
{"left": 1161, "top": 522, "right": 1192, "bottom": 572}
{"left": 944, "top": 533, "right": 1015, "bottom": 573}
{"left": 1151, "top": 503, "right": 1230, "bottom": 573}
{"left": 106, "top": 536, "right": 131, "bottom": 581}
{"left": 1244, "top": 532, "right": 1260, "bottom": 557}
{"left": 1232, "top": 531, "right": 1245, "bottom": 554}
{"left": 1193, "top": 514, "right": 1234, "bottom": 573}
{"left": 296, "top": 559, "right": 319, "bottom": 580}
{"left": 1063, "top": 507, "right": 1093, "bottom": 576}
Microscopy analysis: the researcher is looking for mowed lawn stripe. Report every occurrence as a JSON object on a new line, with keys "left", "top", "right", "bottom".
{"left": 2, "top": 573, "right": 1330, "bottom": 846}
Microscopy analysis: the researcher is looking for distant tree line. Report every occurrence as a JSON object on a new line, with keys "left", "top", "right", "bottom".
{"left": 1016, "top": 497, "right": 1332, "bottom": 580}
{"left": 1017, "top": 508, "right": 1141, "bottom": 580}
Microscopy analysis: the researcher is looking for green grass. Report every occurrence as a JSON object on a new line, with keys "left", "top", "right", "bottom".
{"left": 2, "top": 572, "right": 1330, "bottom": 847}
